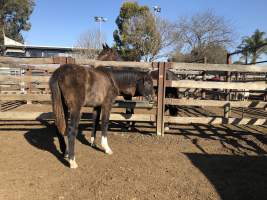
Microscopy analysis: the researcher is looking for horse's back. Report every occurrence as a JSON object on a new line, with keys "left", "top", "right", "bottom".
{"left": 53, "top": 64, "right": 118, "bottom": 108}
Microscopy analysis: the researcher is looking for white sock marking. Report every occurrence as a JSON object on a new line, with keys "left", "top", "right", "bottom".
{"left": 91, "top": 136, "right": 95, "bottom": 145}
{"left": 69, "top": 157, "right": 78, "bottom": 169}
{"left": 101, "top": 136, "right": 113, "bottom": 155}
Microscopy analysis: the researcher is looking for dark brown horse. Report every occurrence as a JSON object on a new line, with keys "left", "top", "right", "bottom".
{"left": 97, "top": 44, "right": 154, "bottom": 129}
{"left": 98, "top": 44, "right": 179, "bottom": 119}
{"left": 50, "top": 54, "right": 154, "bottom": 168}
{"left": 50, "top": 64, "right": 119, "bottom": 168}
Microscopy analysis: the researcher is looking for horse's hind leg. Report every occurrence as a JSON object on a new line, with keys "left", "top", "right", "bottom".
{"left": 101, "top": 102, "right": 113, "bottom": 155}
{"left": 67, "top": 108, "right": 81, "bottom": 169}
{"left": 63, "top": 101, "right": 70, "bottom": 158}
{"left": 55, "top": 129, "right": 66, "bottom": 155}
{"left": 55, "top": 101, "right": 69, "bottom": 156}
{"left": 90, "top": 106, "right": 101, "bottom": 146}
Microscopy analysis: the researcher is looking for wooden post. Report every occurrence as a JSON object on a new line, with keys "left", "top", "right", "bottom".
{"left": 265, "top": 73, "right": 267, "bottom": 111}
{"left": 67, "top": 57, "right": 75, "bottom": 64}
{"left": 20, "top": 68, "right": 26, "bottom": 94}
{"left": 156, "top": 62, "right": 167, "bottom": 136}
{"left": 201, "top": 57, "right": 207, "bottom": 100}
{"left": 226, "top": 54, "right": 232, "bottom": 101}
{"left": 226, "top": 71, "right": 231, "bottom": 101}
{"left": 224, "top": 102, "right": 231, "bottom": 120}
{"left": 25, "top": 66, "right": 32, "bottom": 104}
{"left": 44, "top": 69, "right": 49, "bottom": 94}
{"left": 201, "top": 71, "right": 206, "bottom": 100}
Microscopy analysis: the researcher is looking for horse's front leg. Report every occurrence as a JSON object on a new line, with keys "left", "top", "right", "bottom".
{"left": 90, "top": 106, "right": 101, "bottom": 147}
{"left": 68, "top": 108, "right": 81, "bottom": 169}
{"left": 125, "top": 96, "right": 135, "bottom": 130}
{"left": 101, "top": 102, "right": 113, "bottom": 155}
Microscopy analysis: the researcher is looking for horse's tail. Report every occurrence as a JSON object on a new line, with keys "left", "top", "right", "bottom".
{"left": 49, "top": 73, "right": 66, "bottom": 135}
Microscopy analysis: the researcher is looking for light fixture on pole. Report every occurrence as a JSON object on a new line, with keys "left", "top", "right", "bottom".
{"left": 152, "top": 5, "right": 161, "bottom": 25}
{"left": 153, "top": 5, "right": 161, "bottom": 13}
{"left": 94, "top": 16, "right": 107, "bottom": 48}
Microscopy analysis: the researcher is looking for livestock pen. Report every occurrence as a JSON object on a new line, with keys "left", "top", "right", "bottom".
{"left": 1, "top": 56, "right": 267, "bottom": 200}
{"left": 1, "top": 56, "right": 267, "bottom": 135}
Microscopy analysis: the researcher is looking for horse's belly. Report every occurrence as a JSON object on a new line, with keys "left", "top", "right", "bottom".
{"left": 84, "top": 71, "right": 112, "bottom": 107}
{"left": 85, "top": 94, "right": 105, "bottom": 107}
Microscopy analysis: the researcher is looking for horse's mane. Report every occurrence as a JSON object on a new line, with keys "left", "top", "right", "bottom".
{"left": 97, "top": 67, "right": 147, "bottom": 88}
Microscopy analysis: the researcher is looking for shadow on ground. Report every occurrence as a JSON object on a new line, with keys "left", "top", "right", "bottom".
{"left": 185, "top": 153, "right": 267, "bottom": 200}
{"left": 22, "top": 119, "right": 143, "bottom": 167}
{"left": 23, "top": 120, "right": 69, "bottom": 167}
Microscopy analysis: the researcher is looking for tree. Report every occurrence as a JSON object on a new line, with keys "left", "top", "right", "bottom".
{"left": 154, "top": 17, "right": 177, "bottom": 61}
{"left": 171, "top": 10, "right": 235, "bottom": 63}
{"left": 171, "top": 44, "right": 228, "bottom": 64}
{"left": 238, "top": 29, "right": 267, "bottom": 64}
{"left": 74, "top": 29, "right": 104, "bottom": 59}
{"left": 0, "top": 0, "right": 35, "bottom": 45}
{"left": 113, "top": 1, "right": 160, "bottom": 61}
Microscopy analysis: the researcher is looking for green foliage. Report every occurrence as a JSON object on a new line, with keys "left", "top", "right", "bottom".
{"left": 238, "top": 29, "right": 267, "bottom": 64}
{"left": 0, "top": 0, "right": 35, "bottom": 44}
{"left": 113, "top": 1, "right": 160, "bottom": 61}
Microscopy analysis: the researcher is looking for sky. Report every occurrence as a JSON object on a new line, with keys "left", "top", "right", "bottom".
{"left": 23, "top": 0, "right": 267, "bottom": 52}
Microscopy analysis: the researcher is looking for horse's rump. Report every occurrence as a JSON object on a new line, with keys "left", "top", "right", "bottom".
{"left": 49, "top": 70, "right": 67, "bottom": 135}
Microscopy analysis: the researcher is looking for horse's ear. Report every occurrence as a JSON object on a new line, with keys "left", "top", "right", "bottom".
{"left": 105, "top": 43, "right": 110, "bottom": 49}
{"left": 102, "top": 43, "right": 106, "bottom": 50}
{"left": 146, "top": 70, "right": 152, "bottom": 78}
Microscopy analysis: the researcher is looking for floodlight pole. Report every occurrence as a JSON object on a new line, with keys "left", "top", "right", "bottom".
{"left": 94, "top": 16, "right": 107, "bottom": 48}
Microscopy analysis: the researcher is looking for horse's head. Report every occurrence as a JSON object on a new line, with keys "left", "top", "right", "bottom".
{"left": 97, "top": 43, "right": 122, "bottom": 61}
{"left": 137, "top": 71, "right": 154, "bottom": 103}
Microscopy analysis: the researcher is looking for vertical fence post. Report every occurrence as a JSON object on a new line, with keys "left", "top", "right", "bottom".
{"left": 224, "top": 103, "right": 231, "bottom": 118}
{"left": 265, "top": 73, "right": 267, "bottom": 111}
{"left": 226, "top": 71, "right": 231, "bottom": 101}
{"left": 226, "top": 54, "right": 232, "bottom": 100}
{"left": 25, "top": 66, "right": 32, "bottom": 104}
{"left": 44, "top": 69, "right": 49, "bottom": 94}
{"left": 156, "top": 62, "right": 167, "bottom": 136}
{"left": 201, "top": 57, "right": 207, "bottom": 99}
{"left": 224, "top": 54, "right": 232, "bottom": 119}
{"left": 67, "top": 57, "right": 75, "bottom": 64}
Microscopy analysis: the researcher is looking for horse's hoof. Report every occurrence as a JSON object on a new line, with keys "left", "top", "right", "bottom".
{"left": 64, "top": 152, "right": 69, "bottom": 159}
{"left": 69, "top": 159, "right": 78, "bottom": 169}
{"left": 105, "top": 150, "right": 113, "bottom": 155}
{"left": 105, "top": 149, "right": 113, "bottom": 155}
{"left": 90, "top": 143, "right": 96, "bottom": 148}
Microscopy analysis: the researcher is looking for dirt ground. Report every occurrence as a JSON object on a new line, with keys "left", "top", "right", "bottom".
{"left": 0, "top": 104, "right": 267, "bottom": 200}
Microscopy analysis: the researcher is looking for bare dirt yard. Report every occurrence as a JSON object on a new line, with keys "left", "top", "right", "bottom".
{"left": 0, "top": 104, "right": 267, "bottom": 200}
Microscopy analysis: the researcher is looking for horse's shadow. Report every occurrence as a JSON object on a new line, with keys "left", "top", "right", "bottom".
{"left": 23, "top": 118, "right": 123, "bottom": 166}
{"left": 24, "top": 119, "right": 69, "bottom": 167}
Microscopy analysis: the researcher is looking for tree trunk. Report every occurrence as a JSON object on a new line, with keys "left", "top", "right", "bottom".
{"left": 252, "top": 52, "right": 257, "bottom": 64}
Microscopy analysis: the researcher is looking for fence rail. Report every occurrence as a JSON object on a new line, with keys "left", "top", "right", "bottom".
{"left": 1, "top": 56, "right": 267, "bottom": 136}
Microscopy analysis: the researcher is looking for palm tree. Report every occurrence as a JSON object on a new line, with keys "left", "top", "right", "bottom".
{"left": 238, "top": 29, "right": 267, "bottom": 64}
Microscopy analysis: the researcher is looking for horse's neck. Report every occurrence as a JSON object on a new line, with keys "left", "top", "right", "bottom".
{"left": 112, "top": 71, "right": 141, "bottom": 87}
